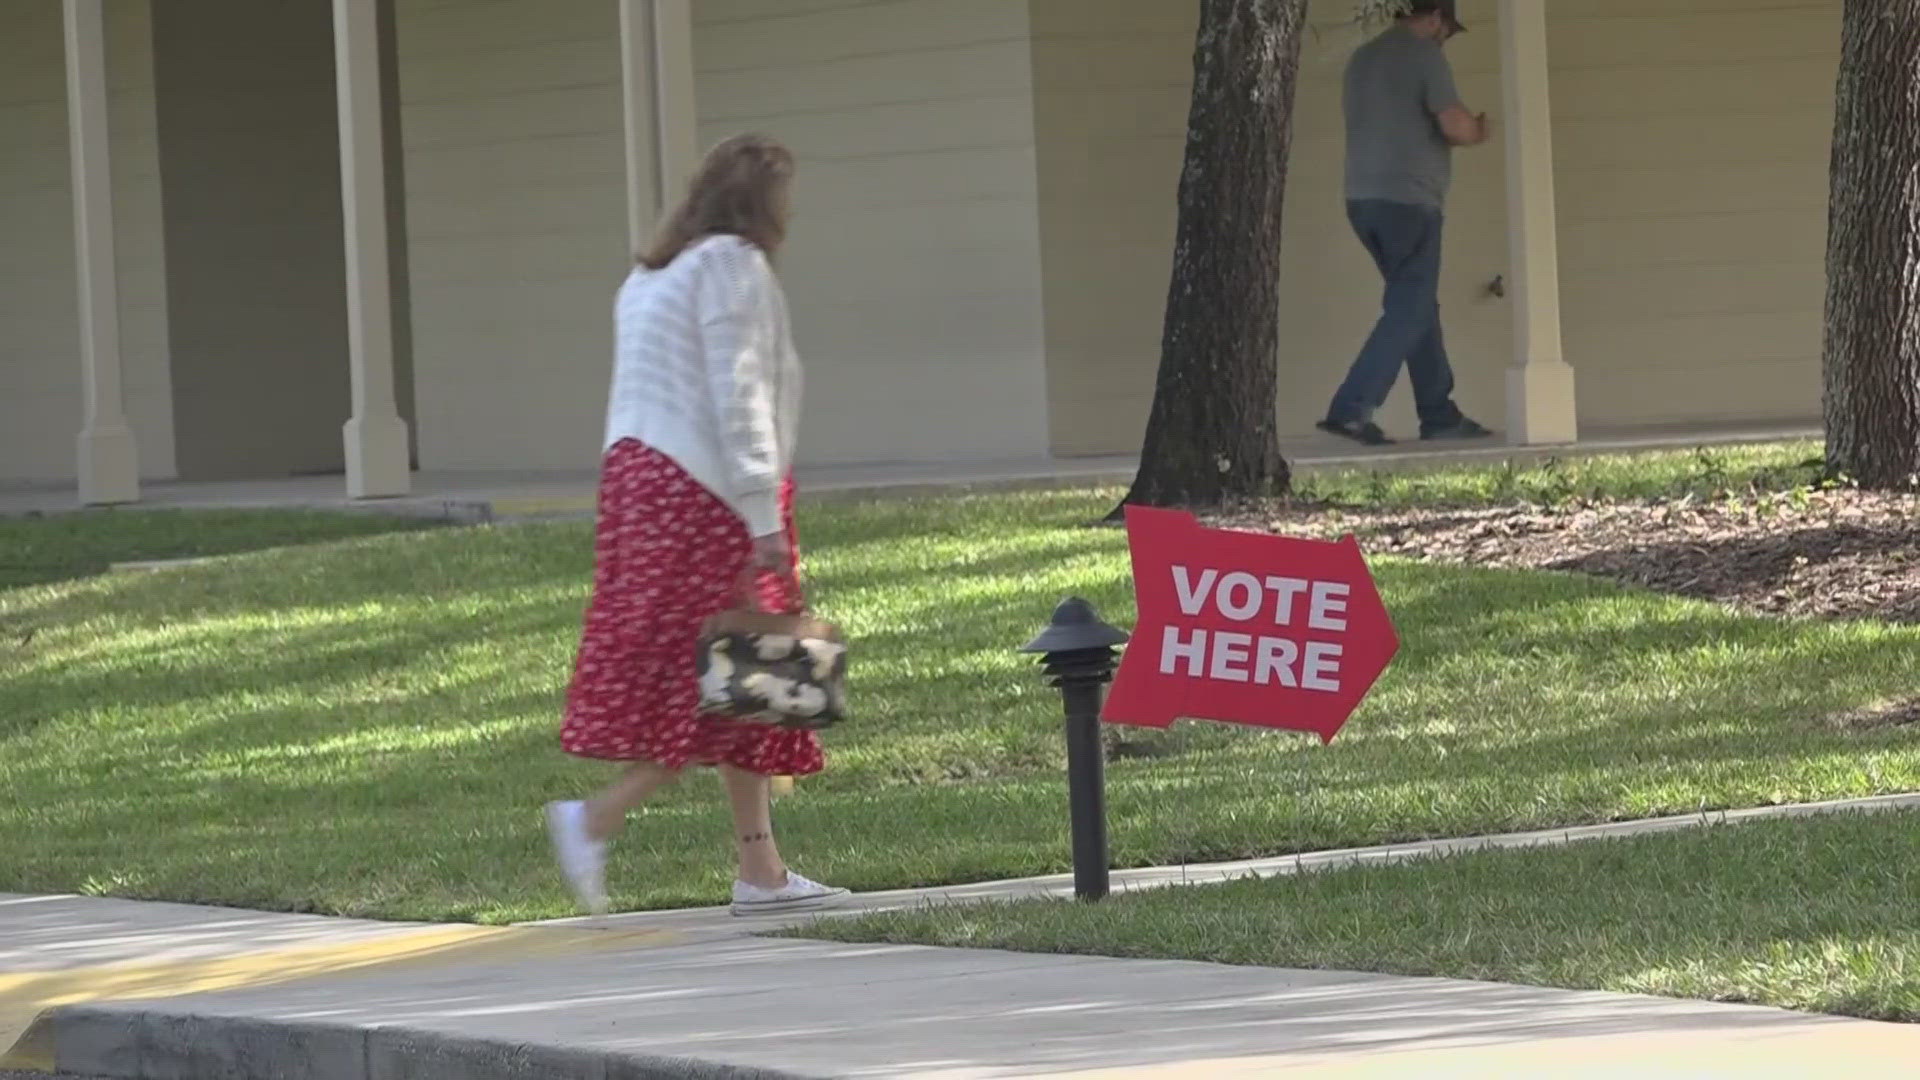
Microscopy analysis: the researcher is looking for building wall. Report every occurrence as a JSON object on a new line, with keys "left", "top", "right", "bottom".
{"left": 0, "top": 0, "right": 1839, "bottom": 485}
{"left": 695, "top": 0, "right": 1052, "bottom": 465}
{"left": 1547, "top": 0, "right": 1837, "bottom": 428}
{"left": 153, "top": 0, "right": 351, "bottom": 480}
{"left": 1035, "top": 0, "right": 1513, "bottom": 455}
{"left": 393, "top": 0, "right": 628, "bottom": 472}
{"left": 0, "top": 0, "right": 175, "bottom": 484}
{"left": 1027, "top": 0, "right": 1190, "bottom": 457}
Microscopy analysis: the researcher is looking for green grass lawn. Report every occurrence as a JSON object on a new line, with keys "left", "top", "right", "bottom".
{"left": 2, "top": 443, "right": 1915, "bottom": 923}
{"left": 0, "top": 508, "right": 438, "bottom": 589}
{"left": 790, "top": 810, "right": 1920, "bottom": 1023}
{"left": 1294, "top": 439, "right": 1828, "bottom": 508}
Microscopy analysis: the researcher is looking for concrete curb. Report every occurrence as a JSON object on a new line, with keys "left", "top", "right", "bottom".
{"left": 14, "top": 1004, "right": 816, "bottom": 1080}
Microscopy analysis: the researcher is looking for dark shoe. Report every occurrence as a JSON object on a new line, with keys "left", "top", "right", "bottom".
{"left": 1420, "top": 417, "right": 1495, "bottom": 441}
{"left": 1317, "top": 419, "right": 1395, "bottom": 447}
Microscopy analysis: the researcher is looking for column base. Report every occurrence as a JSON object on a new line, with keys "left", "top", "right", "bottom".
{"left": 77, "top": 422, "right": 140, "bottom": 506}
{"left": 1505, "top": 361, "right": 1579, "bottom": 446}
{"left": 343, "top": 412, "right": 411, "bottom": 499}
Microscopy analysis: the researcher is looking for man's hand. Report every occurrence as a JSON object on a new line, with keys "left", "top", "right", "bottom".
{"left": 1438, "top": 105, "right": 1490, "bottom": 147}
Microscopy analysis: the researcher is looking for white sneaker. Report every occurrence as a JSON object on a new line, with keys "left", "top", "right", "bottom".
{"left": 730, "top": 872, "right": 850, "bottom": 917}
{"left": 545, "top": 801, "right": 609, "bottom": 916}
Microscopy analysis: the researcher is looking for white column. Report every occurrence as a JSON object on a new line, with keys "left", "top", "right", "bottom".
{"left": 1497, "top": 0, "right": 1578, "bottom": 445}
{"left": 63, "top": 0, "right": 140, "bottom": 506}
{"left": 333, "top": 0, "right": 411, "bottom": 498}
{"left": 619, "top": 0, "right": 699, "bottom": 256}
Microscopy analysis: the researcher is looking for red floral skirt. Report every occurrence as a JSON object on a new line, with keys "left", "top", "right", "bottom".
{"left": 559, "top": 438, "right": 825, "bottom": 777}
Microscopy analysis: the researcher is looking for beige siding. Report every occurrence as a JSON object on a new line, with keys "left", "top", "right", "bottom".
{"left": 0, "top": 0, "right": 1837, "bottom": 485}
{"left": 1028, "top": 0, "right": 1190, "bottom": 456}
{"left": 1036, "top": 0, "right": 1513, "bottom": 455}
{"left": 1549, "top": 0, "right": 1837, "bottom": 428}
{"left": 0, "top": 0, "right": 174, "bottom": 484}
{"left": 396, "top": 0, "right": 1052, "bottom": 472}
{"left": 695, "top": 0, "right": 1052, "bottom": 465}
{"left": 394, "top": 0, "right": 628, "bottom": 471}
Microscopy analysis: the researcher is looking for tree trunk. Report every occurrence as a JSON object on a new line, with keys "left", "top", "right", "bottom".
{"left": 1823, "top": 0, "right": 1920, "bottom": 488}
{"left": 1116, "top": 0, "right": 1307, "bottom": 514}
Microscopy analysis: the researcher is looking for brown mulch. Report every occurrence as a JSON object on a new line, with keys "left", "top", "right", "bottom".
{"left": 1210, "top": 489, "right": 1920, "bottom": 625}
{"left": 1826, "top": 698, "right": 1920, "bottom": 730}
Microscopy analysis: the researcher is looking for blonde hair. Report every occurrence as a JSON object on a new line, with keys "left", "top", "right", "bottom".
{"left": 639, "top": 133, "right": 795, "bottom": 270}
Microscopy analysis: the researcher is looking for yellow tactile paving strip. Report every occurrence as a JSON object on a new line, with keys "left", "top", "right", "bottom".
{"left": 0, "top": 923, "right": 680, "bottom": 1071}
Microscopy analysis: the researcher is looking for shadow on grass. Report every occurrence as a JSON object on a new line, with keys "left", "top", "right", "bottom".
{"left": 0, "top": 509, "right": 449, "bottom": 591}
{"left": 7, "top": 684, "right": 1916, "bottom": 921}
{"left": 0, "top": 602, "right": 575, "bottom": 744}
{"left": 799, "top": 488, "right": 1119, "bottom": 551}
{"left": 7, "top": 498, "right": 1920, "bottom": 920}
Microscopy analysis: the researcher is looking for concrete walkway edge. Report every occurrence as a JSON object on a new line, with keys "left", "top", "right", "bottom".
{"left": 11, "top": 1004, "right": 814, "bottom": 1080}
{"left": 0, "top": 423, "right": 1822, "bottom": 521}
{"left": 529, "top": 791, "right": 1920, "bottom": 935}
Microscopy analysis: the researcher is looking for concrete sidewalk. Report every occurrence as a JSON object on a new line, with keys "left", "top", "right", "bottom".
{"left": 8, "top": 794, "right": 1920, "bottom": 1077}
{"left": 6, "top": 900, "right": 1917, "bottom": 1079}
{"left": 22, "top": 931, "right": 1920, "bottom": 1079}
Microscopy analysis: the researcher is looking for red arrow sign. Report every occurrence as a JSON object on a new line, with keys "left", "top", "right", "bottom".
{"left": 1102, "top": 505, "right": 1399, "bottom": 743}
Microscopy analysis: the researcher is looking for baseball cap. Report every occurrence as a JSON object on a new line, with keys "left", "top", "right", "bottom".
{"left": 1407, "top": 0, "right": 1466, "bottom": 32}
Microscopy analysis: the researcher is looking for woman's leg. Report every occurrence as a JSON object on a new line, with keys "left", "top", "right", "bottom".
{"left": 585, "top": 761, "right": 679, "bottom": 841}
{"left": 717, "top": 481, "right": 844, "bottom": 910}
{"left": 720, "top": 764, "right": 787, "bottom": 889}
{"left": 546, "top": 763, "right": 677, "bottom": 917}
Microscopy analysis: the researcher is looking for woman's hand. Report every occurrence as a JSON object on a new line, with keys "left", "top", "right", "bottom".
{"left": 735, "top": 531, "right": 795, "bottom": 609}
{"left": 750, "top": 531, "right": 791, "bottom": 573}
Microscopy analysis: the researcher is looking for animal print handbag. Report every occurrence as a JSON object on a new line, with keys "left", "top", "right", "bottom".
{"left": 695, "top": 609, "right": 847, "bottom": 730}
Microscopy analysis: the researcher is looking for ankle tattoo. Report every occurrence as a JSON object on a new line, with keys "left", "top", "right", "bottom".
{"left": 739, "top": 831, "right": 772, "bottom": 845}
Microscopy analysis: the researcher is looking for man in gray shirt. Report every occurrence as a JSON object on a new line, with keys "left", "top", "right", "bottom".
{"left": 1319, "top": 0, "right": 1492, "bottom": 446}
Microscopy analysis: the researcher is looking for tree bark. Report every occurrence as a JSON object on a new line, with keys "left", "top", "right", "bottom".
{"left": 1116, "top": 0, "right": 1307, "bottom": 513}
{"left": 1823, "top": 0, "right": 1920, "bottom": 488}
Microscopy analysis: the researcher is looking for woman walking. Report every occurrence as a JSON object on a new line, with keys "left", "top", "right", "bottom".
{"left": 545, "top": 134, "right": 846, "bottom": 917}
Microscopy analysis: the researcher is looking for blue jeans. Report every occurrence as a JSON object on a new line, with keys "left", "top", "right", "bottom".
{"left": 1326, "top": 199, "right": 1464, "bottom": 431}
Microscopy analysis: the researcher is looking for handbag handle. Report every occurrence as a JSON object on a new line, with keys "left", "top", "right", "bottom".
{"left": 702, "top": 608, "right": 841, "bottom": 643}
{"left": 734, "top": 552, "right": 803, "bottom": 613}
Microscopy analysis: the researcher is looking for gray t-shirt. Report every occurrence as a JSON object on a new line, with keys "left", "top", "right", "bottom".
{"left": 1342, "top": 25, "right": 1463, "bottom": 208}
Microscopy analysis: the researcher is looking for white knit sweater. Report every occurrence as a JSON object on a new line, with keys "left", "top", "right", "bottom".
{"left": 603, "top": 235, "right": 802, "bottom": 538}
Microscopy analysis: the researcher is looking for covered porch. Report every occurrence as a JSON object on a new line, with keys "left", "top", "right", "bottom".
{"left": 48, "top": 0, "right": 698, "bottom": 508}
{"left": 29, "top": 0, "right": 1828, "bottom": 510}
